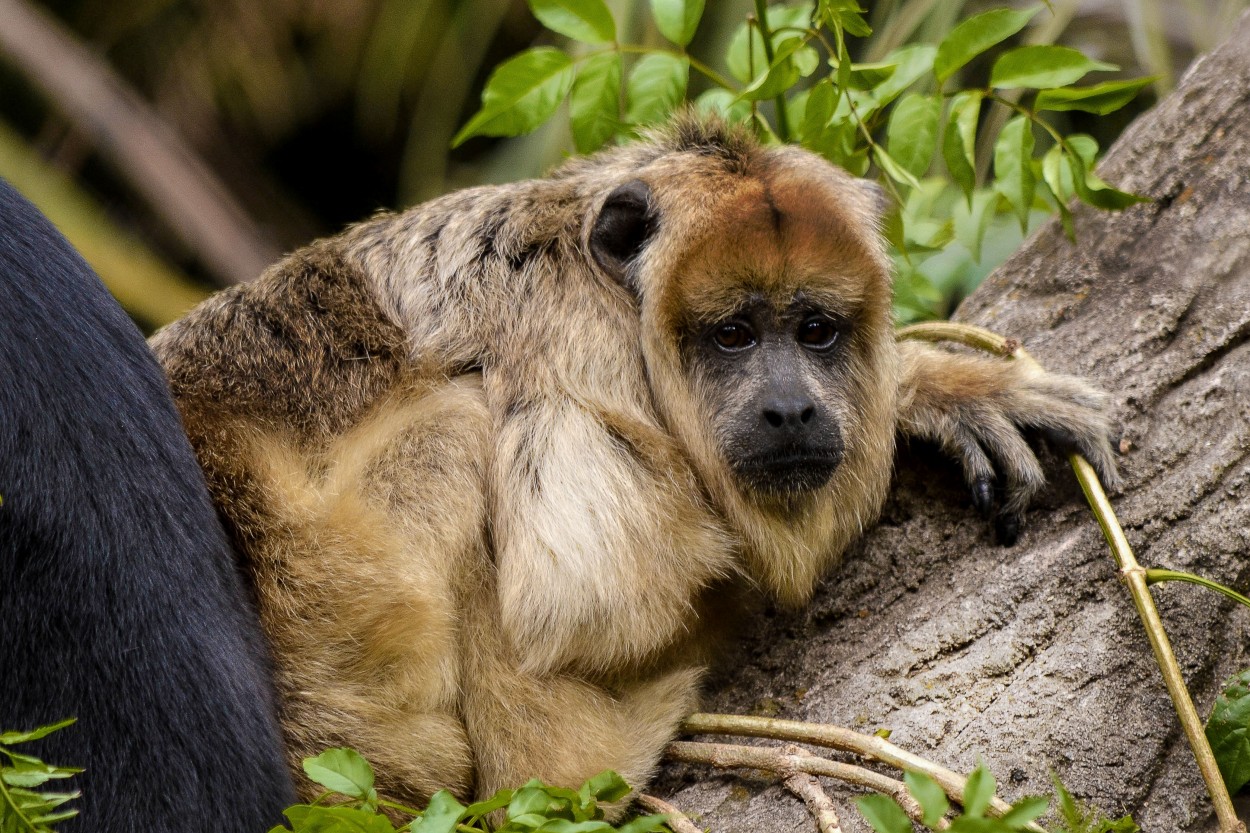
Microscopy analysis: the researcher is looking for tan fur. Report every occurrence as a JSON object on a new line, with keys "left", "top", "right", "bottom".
{"left": 150, "top": 115, "right": 1116, "bottom": 813}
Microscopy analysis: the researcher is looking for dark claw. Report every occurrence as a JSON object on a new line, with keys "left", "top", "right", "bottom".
{"left": 971, "top": 478, "right": 994, "bottom": 518}
{"left": 995, "top": 512, "right": 1021, "bottom": 547}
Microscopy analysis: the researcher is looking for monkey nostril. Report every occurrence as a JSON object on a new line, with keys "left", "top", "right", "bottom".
{"left": 762, "top": 401, "right": 815, "bottom": 430}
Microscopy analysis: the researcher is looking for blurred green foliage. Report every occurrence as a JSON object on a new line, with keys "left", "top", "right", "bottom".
{"left": 0, "top": 0, "right": 1244, "bottom": 327}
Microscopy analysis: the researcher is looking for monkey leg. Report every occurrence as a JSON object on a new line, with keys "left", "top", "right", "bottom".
{"left": 460, "top": 586, "right": 703, "bottom": 817}
{"left": 240, "top": 375, "right": 492, "bottom": 805}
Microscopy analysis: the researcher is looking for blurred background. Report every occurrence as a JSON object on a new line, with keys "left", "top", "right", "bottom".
{"left": 0, "top": 0, "right": 1244, "bottom": 331}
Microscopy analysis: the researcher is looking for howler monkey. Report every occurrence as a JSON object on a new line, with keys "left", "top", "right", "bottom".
{"left": 151, "top": 116, "right": 1119, "bottom": 812}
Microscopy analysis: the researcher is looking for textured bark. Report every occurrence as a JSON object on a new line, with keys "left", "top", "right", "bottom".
{"left": 659, "top": 13, "right": 1250, "bottom": 833}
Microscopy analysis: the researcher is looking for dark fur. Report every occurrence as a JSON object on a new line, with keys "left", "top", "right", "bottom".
{"left": 0, "top": 179, "right": 295, "bottom": 831}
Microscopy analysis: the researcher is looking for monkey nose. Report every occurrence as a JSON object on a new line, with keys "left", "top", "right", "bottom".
{"left": 761, "top": 397, "right": 817, "bottom": 431}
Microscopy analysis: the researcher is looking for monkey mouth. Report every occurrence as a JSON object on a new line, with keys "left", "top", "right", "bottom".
{"left": 732, "top": 449, "right": 843, "bottom": 495}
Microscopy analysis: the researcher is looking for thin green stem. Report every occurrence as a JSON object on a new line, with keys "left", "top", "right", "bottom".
{"left": 615, "top": 44, "right": 739, "bottom": 93}
{"left": 377, "top": 797, "right": 423, "bottom": 816}
{"left": 895, "top": 321, "right": 1247, "bottom": 833}
{"left": 752, "top": 0, "right": 792, "bottom": 142}
{"left": 1146, "top": 569, "right": 1250, "bottom": 611}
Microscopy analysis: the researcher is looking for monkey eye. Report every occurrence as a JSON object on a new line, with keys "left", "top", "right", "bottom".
{"left": 797, "top": 316, "right": 839, "bottom": 351}
{"left": 711, "top": 321, "right": 756, "bottom": 353}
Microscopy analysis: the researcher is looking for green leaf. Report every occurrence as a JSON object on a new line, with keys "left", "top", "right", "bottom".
{"left": 626, "top": 53, "right": 688, "bottom": 126}
{"left": 570, "top": 51, "right": 622, "bottom": 153}
{"left": 583, "top": 770, "right": 631, "bottom": 803}
{"left": 934, "top": 7, "right": 1040, "bottom": 83}
{"left": 866, "top": 44, "right": 937, "bottom": 108}
{"left": 1207, "top": 669, "right": 1250, "bottom": 794}
{"left": 285, "top": 805, "right": 396, "bottom": 833}
{"left": 800, "top": 79, "right": 837, "bottom": 142}
{"left": 534, "top": 821, "right": 614, "bottom": 833}
{"left": 694, "top": 88, "right": 751, "bottom": 122}
{"left": 992, "top": 115, "right": 1035, "bottom": 231}
{"left": 1050, "top": 773, "right": 1140, "bottom": 833}
{"left": 28, "top": 809, "right": 78, "bottom": 826}
{"left": 1000, "top": 795, "right": 1049, "bottom": 829}
{"left": 904, "top": 770, "right": 950, "bottom": 827}
{"left": 942, "top": 90, "right": 981, "bottom": 203}
{"left": 614, "top": 814, "right": 673, "bottom": 833}
{"left": 509, "top": 785, "right": 558, "bottom": 819}
{"left": 452, "top": 48, "right": 575, "bottom": 146}
{"left": 739, "top": 35, "right": 808, "bottom": 102}
{"left": 855, "top": 793, "right": 912, "bottom": 833}
{"left": 302, "top": 748, "right": 375, "bottom": 799}
{"left": 2, "top": 771, "right": 56, "bottom": 788}
{"left": 962, "top": 762, "right": 996, "bottom": 818}
{"left": 945, "top": 818, "right": 1003, "bottom": 833}
{"left": 1063, "top": 135, "right": 1147, "bottom": 210}
{"left": 1041, "top": 143, "right": 1074, "bottom": 203}
{"left": 892, "top": 259, "right": 944, "bottom": 323}
{"left": 794, "top": 45, "right": 820, "bottom": 77}
{"left": 650, "top": 0, "right": 704, "bottom": 47}
{"left": 1035, "top": 77, "right": 1155, "bottom": 114}
{"left": 887, "top": 93, "right": 940, "bottom": 178}
{"left": 0, "top": 719, "right": 76, "bottom": 746}
{"left": 464, "top": 790, "right": 514, "bottom": 821}
{"left": 875, "top": 146, "right": 921, "bottom": 191}
{"left": 819, "top": 0, "right": 872, "bottom": 36}
{"left": 990, "top": 45, "right": 1116, "bottom": 90}
{"left": 411, "top": 790, "right": 468, "bottom": 833}
{"left": 528, "top": 0, "right": 616, "bottom": 44}
{"left": 903, "top": 217, "right": 954, "bottom": 251}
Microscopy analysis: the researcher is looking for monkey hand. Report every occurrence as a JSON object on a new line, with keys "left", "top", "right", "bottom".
{"left": 895, "top": 339, "right": 1121, "bottom": 545}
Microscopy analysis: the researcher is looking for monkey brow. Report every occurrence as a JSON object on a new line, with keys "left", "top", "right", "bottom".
{"left": 789, "top": 287, "right": 862, "bottom": 319}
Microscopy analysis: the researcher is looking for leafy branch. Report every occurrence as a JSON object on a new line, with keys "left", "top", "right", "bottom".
{"left": 270, "top": 748, "right": 673, "bottom": 833}
{"left": 0, "top": 719, "right": 81, "bottom": 832}
{"left": 453, "top": 0, "right": 1153, "bottom": 323}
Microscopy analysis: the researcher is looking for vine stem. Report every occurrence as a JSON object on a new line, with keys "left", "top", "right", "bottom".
{"left": 751, "top": 0, "right": 791, "bottom": 142}
{"left": 1146, "top": 569, "right": 1250, "bottom": 610}
{"left": 636, "top": 794, "right": 702, "bottom": 833}
{"left": 677, "top": 714, "right": 1030, "bottom": 830}
{"left": 895, "top": 321, "right": 1247, "bottom": 833}
{"left": 665, "top": 739, "right": 936, "bottom": 829}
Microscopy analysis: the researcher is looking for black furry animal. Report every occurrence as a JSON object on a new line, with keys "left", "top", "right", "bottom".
{"left": 0, "top": 178, "right": 295, "bottom": 831}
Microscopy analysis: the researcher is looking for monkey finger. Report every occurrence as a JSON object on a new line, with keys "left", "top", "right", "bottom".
{"left": 974, "top": 413, "right": 1047, "bottom": 518}
{"left": 932, "top": 421, "right": 998, "bottom": 517}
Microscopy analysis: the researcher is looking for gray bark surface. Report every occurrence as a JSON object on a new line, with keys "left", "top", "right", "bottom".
{"left": 659, "top": 13, "right": 1250, "bottom": 833}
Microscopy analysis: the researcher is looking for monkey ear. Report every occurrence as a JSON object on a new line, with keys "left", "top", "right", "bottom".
{"left": 590, "top": 179, "right": 656, "bottom": 289}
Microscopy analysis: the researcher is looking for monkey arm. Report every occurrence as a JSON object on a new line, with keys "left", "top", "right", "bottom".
{"left": 894, "top": 339, "right": 1121, "bottom": 544}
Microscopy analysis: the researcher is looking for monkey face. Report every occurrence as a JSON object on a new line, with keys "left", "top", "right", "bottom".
{"left": 586, "top": 136, "right": 900, "bottom": 600}
{"left": 686, "top": 294, "right": 851, "bottom": 496}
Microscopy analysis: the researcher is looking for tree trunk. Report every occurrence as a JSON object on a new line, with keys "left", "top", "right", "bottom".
{"left": 659, "top": 12, "right": 1250, "bottom": 833}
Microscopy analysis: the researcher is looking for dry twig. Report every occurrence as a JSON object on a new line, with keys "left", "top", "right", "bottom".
{"left": 665, "top": 740, "right": 932, "bottom": 828}
{"left": 637, "top": 793, "right": 703, "bottom": 833}
{"left": 783, "top": 771, "right": 844, "bottom": 833}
